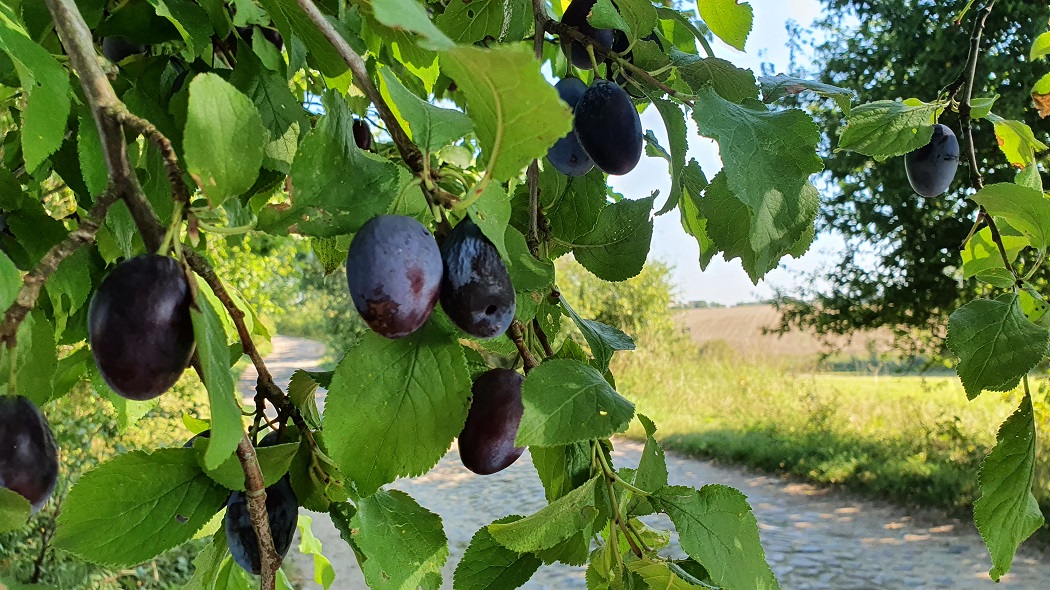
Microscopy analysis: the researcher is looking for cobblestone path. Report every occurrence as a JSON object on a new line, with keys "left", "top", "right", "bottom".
{"left": 247, "top": 337, "right": 1050, "bottom": 589}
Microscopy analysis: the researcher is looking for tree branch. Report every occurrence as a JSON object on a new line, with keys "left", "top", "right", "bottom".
{"left": 235, "top": 435, "right": 278, "bottom": 588}
{"left": 110, "top": 108, "right": 191, "bottom": 205}
{"left": 509, "top": 319, "right": 540, "bottom": 372}
{"left": 956, "top": 1, "right": 1014, "bottom": 277}
{"left": 0, "top": 190, "right": 118, "bottom": 347}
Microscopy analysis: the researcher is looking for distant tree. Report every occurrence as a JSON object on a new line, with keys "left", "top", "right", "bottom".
{"left": 780, "top": 0, "right": 1050, "bottom": 340}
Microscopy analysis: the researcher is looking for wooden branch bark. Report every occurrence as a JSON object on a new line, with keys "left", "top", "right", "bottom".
{"left": 42, "top": 1, "right": 278, "bottom": 587}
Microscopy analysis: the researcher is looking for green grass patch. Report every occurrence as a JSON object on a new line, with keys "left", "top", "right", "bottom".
{"left": 615, "top": 333, "right": 1050, "bottom": 516}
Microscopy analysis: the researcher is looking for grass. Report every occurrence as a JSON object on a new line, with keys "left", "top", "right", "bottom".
{"left": 614, "top": 332, "right": 1050, "bottom": 516}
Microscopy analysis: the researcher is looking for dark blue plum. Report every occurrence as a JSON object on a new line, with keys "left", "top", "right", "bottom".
{"left": 224, "top": 435, "right": 298, "bottom": 575}
{"left": 560, "top": 0, "right": 614, "bottom": 70}
{"left": 574, "top": 80, "right": 643, "bottom": 175}
{"left": 905, "top": 124, "right": 960, "bottom": 197}
{"left": 459, "top": 369, "right": 525, "bottom": 475}
{"left": 439, "top": 218, "right": 515, "bottom": 339}
{"left": 0, "top": 396, "right": 58, "bottom": 513}
{"left": 101, "top": 37, "right": 146, "bottom": 63}
{"left": 547, "top": 78, "right": 594, "bottom": 176}
{"left": 88, "top": 255, "right": 194, "bottom": 400}
{"left": 346, "top": 215, "right": 443, "bottom": 338}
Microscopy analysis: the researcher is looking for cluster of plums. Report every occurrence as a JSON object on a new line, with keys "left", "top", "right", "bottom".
{"left": 904, "top": 123, "right": 960, "bottom": 197}
{"left": 547, "top": 77, "right": 643, "bottom": 177}
{"left": 345, "top": 214, "right": 515, "bottom": 340}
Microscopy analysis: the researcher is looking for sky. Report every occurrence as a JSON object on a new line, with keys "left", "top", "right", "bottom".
{"left": 609, "top": 0, "right": 836, "bottom": 305}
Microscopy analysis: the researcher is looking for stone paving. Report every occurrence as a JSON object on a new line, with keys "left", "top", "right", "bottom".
{"left": 248, "top": 337, "right": 1050, "bottom": 589}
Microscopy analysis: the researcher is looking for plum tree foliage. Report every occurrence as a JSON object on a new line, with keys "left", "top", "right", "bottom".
{"left": 0, "top": 0, "right": 1043, "bottom": 588}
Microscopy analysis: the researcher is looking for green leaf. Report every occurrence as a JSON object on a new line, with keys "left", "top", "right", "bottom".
{"left": 608, "top": 0, "right": 658, "bottom": 39}
{"left": 467, "top": 184, "right": 512, "bottom": 261}
{"left": 530, "top": 442, "right": 593, "bottom": 503}
{"left": 545, "top": 167, "right": 606, "bottom": 250}
{"left": 15, "top": 310, "right": 56, "bottom": 405}
{"left": 0, "top": 249, "right": 20, "bottom": 313}
{"left": 192, "top": 439, "right": 297, "bottom": 491}
{"left": 0, "top": 14, "right": 71, "bottom": 171}
{"left": 504, "top": 226, "right": 554, "bottom": 293}
{"left": 454, "top": 515, "right": 542, "bottom": 590}
{"left": 0, "top": 487, "right": 30, "bottom": 533}
{"left": 184, "top": 73, "right": 265, "bottom": 205}
{"left": 693, "top": 88, "right": 821, "bottom": 264}
{"left": 560, "top": 297, "right": 634, "bottom": 369}
{"left": 971, "top": 183, "right": 1050, "bottom": 250}
{"left": 1017, "top": 162, "right": 1043, "bottom": 192}
{"left": 488, "top": 476, "right": 604, "bottom": 552}
{"left": 351, "top": 489, "right": 449, "bottom": 590}
{"left": 190, "top": 285, "right": 243, "bottom": 470}
{"left": 230, "top": 48, "right": 309, "bottom": 174}
{"left": 671, "top": 53, "right": 758, "bottom": 104}
{"left": 151, "top": 0, "right": 214, "bottom": 57}
{"left": 54, "top": 448, "right": 228, "bottom": 568}
{"left": 961, "top": 226, "right": 1026, "bottom": 279}
{"left": 696, "top": 0, "right": 752, "bottom": 50}
{"left": 435, "top": 0, "right": 531, "bottom": 44}
{"left": 257, "top": 0, "right": 350, "bottom": 77}
{"left": 371, "top": 0, "right": 454, "bottom": 50}
{"left": 651, "top": 484, "right": 778, "bottom": 590}
{"left": 77, "top": 108, "right": 107, "bottom": 196}
{"left": 1031, "top": 31, "right": 1050, "bottom": 61}
{"left": 565, "top": 196, "right": 656, "bottom": 282}
{"left": 759, "top": 74, "right": 853, "bottom": 114}
{"left": 984, "top": 113, "right": 1049, "bottom": 167}
{"left": 838, "top": 99, "right": 944, "bottom": 159}
{"left": 627, "top": 559, "right": 698, "bottom": 589}
{"left": 181, "top": 531, "right": 229, "bottom": 590}
{"left": 975, "top": 268, "right": 1018, "bottom": 289}
{"left": 588, "top": 0, "right": 631, "bottom": 35}
{"left": 440, "top": 44, "right": 572, "bottom": 181}
{"left": 288, "top": 368, "right": 324, "bottom": 429}
{"left": 643, "top": 92, "right": 688, "bottom": 215}
{"left": 277, "top": 93, "right": 402, "bottom": 237}
{"left": 379, "top": 67, "right": 473, "bottom": 154}
{"left": 946, "top": 294, "right": 1050, "bottom": 399}
{"left": 975, "top": 394, "right": 1045, "bottom": 581}
{"left": 516, "top": 359, "right": 635, "bottom": 447}
{"left": 970, "top": 95, "right": 999, "bottom": 119}
{"left": 296, "top": 514, "right": 336, "bottom": 589}
{"left": 324, "top": 324, "right": 471, "bottom": 496}
{"left": 309, "top": 236, "right": 351, "bottom": 278}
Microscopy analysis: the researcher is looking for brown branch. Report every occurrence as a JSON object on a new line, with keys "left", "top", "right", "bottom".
{"left": 509, "top": 319, "right": 540, "bottom": 372}
{"left": 293, "top": 0, "right": 456, "bottom": 210}
{"left": 110, "top": 108, "right": 191, "bottom": 205}
{"left": 235, "top": 435, "right": 278, "bottom": 588}
{"left": 956, "top": 2, "right": 1014, "bottom": 277}
{"left": 44, "top": 2, "right": 278, "bottom": 587}
{"left": 0, "top": 190, "right": 118, "bottom": 347}
{"left": 532, "top": 318, "right": 555, "bottom": 358}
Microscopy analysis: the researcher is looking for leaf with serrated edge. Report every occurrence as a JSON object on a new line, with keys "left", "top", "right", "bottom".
{"left": 961, "top": 226, "right": 1026, "bottom": 279}
{"left": 560, "top": 297, "right": 635, "bottom": 370}
{"left": 190, "top": 286, "right": 243, "bottom": 470}
{"left": 371, "top": 0, "right": 453, "bottom": 50}
{"left": 182, "top": 530, "right": 228, "bottom": 590}
{"left": 643, "top": 90, "right": 689, "bottom": 215}
{"left": 516, "top": 359, "right": 635, "bottom": 447}
{"left": 651, "top": 484, "right": 779, "bottom": 590}
{"left": 0, "top": 15, "right": 71, "bottom": 171}
{"left": 759, "top": 74, "right": 853, "bottom": 114}
{"left": 0, "top": 488, "right": 30, "bottom": 533}
{"left": 192, "top": 439, "right": 297, "bottom": 491}
{"left": 440, "top": 45, "right": 572, "bottom": 181}
{"left": 562, "top": 196, "right": 656, "bottom": 282}
{"left": 627, "top": 559, "right": 697, "bottom": 589}
{"left": 975, "top": 394, "right": 1045, "bottom": 581}
{"left": 671, "top": 52, "right": 758, "bottom": 104}
{"left": 351, "top": 489, "right": 449, "bottom": 590}
{"left": 838, "top": 99, "right": 945, "bottom": 160}
{"left": 946, "top": 294, "right": 1050, "bottom": 399}
{"left": 297, "top": 515, "right": 336, "bottom": 589}
{"left": 436, "top": 0, "right": 530, "bottom": 44}
{"left": 696, "top": 0, "right": 752, "bottom": 50}
{"left": 972, "top": 183, "right": 1050, "bottom": 250}
{"left": 323, "top": 324, "right": 470, "bottom": 496}
{"left": 184, "top": 74, "right": 265, "bottom": 206}
{"left": 693, "top": 87, "right": 821, "bottom": 261}
{"left": 54, "top": 449, "right": 228, "bottom": 568}
{"left": 467, "top": 183, "right": 512, "bottom": 261}
{"left": 454, "top": 515, "right": 541, "bottom": 590}
{"left": 488, "top": 476, "right": 604, "bottom": 552}
{"left": 256, "top": 0, "right": 350, "bottom": 77}
{"left": 379, "top": 67, "right": 473, "bottom": 154}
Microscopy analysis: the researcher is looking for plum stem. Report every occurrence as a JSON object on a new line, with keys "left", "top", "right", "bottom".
{"left": 508, "top": 320, "right": 540, "bottom": 372}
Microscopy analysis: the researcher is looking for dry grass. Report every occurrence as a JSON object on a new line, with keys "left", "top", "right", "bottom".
{"left": 675, "top": 305, "right": 896, "bottom": 361}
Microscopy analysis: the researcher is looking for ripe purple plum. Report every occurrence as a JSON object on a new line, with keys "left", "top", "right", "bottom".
{"left": 353, "top": 119, "right": 373, "bottom": 151}
{"left": 560, "top": 0, "right": 615, "bottom": 70}
{"left": 0, "top": 396, "right": 59, "bottom": 513}
{"left": 346, "top": 215, "right": 443, "bottom": 338}
{"left": 439, "top": 218, "right": 515, "bottom": 339}
{"left": 574, "top": 80, "right": 643, "bottom": 175}
{"left": 547, "top": 77, "right": 594, "bottom": 177}
{"left": 905, "top": 124, "right": 960, "bottom": 197}
{"left": 459, "top": 369, "right": 525, "bottom": 475}
{"left": 88, "top": 255, "right": 195, "bottom": 401}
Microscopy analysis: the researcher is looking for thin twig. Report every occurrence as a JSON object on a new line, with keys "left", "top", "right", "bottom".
{"left": 532, "top": 318, "right": 555, "bottom": 358}
{"left": 110, "top": 108, "right": 191, "bottom": 205}
{"left": 235, "top": 435, "right": 278, "bottom": 589}
{"left": 0, "top": 190, "right": 118, "bottom": 347}
{"left": 956, "top": 1, "right": 1013, "bottom": 277}
{"left": 509, "top": 319, "right": 540, "bottom": 372}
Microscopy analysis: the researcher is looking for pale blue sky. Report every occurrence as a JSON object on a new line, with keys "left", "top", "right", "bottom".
{"left": 610, "top": 0, "right": 836, "bottom": 305}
